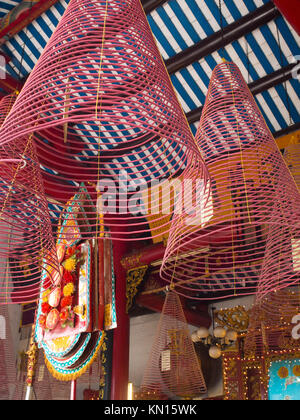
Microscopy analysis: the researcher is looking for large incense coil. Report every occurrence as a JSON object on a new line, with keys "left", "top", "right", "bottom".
{"left": 0, "top": 0, "right": 207, "bottom": 243}
{"left": 244, "top": 287, "right": 300, "bottom": 358}
{"left": 140, "top": 291, "right": 207, "bottom": 399}
{"left": 0, "top": 92, "right": 58, "bottom": 304}
{"left": 161, "top": 61, "right": 300, "bottom": 300}
{"left": 0, "top": 93, "right": 17, "bottom": 127}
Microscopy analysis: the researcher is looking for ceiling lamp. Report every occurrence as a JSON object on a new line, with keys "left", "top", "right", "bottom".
{"left": 160, "top": 61, "right": 300, "bottom": 300}
{"left": 191, "top": 307, "right": 238, "bottom": 359}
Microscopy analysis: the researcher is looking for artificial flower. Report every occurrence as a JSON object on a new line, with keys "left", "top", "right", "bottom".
{"left": 63, "top": 256, "right": 77, "bottom": 272}
{"left": 41, "top": 302, "right": 51, "bottom": 314}
{"left": 39, "top": 314, "right": 47, "bottom": 328}
{"left": 59, "top": 307, "right": 69, "bottom": 323}
{"left": 63, "top": 270, "right": 74, "bottom": 284}
{"left": 59, "top": 307, "right": 75, "bottom": 328}
{"left": 65, "top": 246, "right": 76, "bottom": 258}
{"left": 63, "top": 282, "right": 75, "bottom": 297}
{"left": 61, "top": 295, "right": 73, "bottom": 308}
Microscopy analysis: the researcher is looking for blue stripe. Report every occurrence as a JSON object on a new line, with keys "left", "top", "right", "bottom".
{"left": 168, "top": 0, "right": 201, "bottom": 44}
{"left": 147, "top": 15, "right": 176, "bottom": 58}
{"left": 156, "top": 7, "right": 189, "bottom": 52}
{"left": 185, "top": 0, "right": 215, "bottom": 37}
{"left": 171, "top": 73, "right": 197, "bottom": 110}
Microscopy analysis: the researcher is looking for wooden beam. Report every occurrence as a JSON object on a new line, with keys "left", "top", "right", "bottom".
{"left": 141, "top": 0, "right": 168, "bottom": 14}
{"left": 135, "top": 293, "right": 211, "bottom": 328}
{"left": 0, "top": 0, "right": 59, "bottom": 44}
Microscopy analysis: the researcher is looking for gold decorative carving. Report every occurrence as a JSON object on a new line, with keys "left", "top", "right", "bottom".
{"left": 215, "top": 305, "right": 249, "bottom": 332}
{"left": 121, "top": 253, "right": 142, "bottom": 271}
{"left": 26, "top": 327, "right": 39, "bottom": 387}
{"left": 126, "top": 265, "right": 148, "bottom": 313}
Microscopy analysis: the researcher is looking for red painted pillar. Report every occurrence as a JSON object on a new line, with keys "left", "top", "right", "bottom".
{"left": 273, "top": 0, "right": 300, "bottom": 35}
{"left": 110, "top": 228, "right": 130, "bottom": 400}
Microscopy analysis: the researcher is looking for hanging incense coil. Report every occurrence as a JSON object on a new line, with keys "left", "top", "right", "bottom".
{"left": 140, "top": 291, "right": 207, "bottom": 399}
{"left": 0, "top": 93, "right": 17, "bottom": 127}
{"left": 161, "top": 61, "right": 300, "bottom": 300}
{"left": 0, "top": 91, "right": 59, "bottom": 304}
{"left": 0, "top": 0, "right": 207, "bottom": 244}
{"left": 244, "top": 287, "right": 300, "bottom": 358}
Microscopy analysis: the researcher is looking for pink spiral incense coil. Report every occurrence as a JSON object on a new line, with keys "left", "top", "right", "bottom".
{"left": 0, "top": 93, "right": 17, "bottom": 127}
{"left": 0, "top": 0, "right": 207, "bottom": 243}
{"left": 244, "top": 288, "right": 300, "bottom": 358}
{"left": 140, "top": 291, "right": 207, "bottom": 399}
{"left": 0, "top": 95, "right": 59, "bottom": 304}
{"left": 161, "top": 61, "right": 300, "bottom": 300}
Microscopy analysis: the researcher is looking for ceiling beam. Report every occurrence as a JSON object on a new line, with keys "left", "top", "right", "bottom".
{"left": 135, "top": 293, "right": 211, "bottom": 328}
{"left": 0, "top": 0, "right": 59, "bottom": 45}
{"left": 141, "top": 0, "right": 168, "bottom": 15}
{"left": 274, "top": 121, "right": 300, "bottom": 139}
{"left": 166, "top": 2, "right": 280, "bottom": 75}
{"left": 186, "top": 63, "right": 296, "bottom": 125}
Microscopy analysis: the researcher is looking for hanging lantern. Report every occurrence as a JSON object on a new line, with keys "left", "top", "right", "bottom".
{"left": 161, "top": 61, "right": 300, "bottom": 300}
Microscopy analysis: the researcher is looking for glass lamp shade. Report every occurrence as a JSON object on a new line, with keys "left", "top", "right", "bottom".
{"left": 226, "top": 329, "right": 238, "bottom": 342}
{"left": 213, "top": 326, "right": 227, "bottom": 339}
{"left": 209, "top": 345, "right": 222, "bottom": 359}
{"left": 197, "top": 327, "right": 210, "bottom": 339}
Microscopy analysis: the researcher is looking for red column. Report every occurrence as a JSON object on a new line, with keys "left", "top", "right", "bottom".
{"left": 273, "top": 0, "right": 300, "bottom": 35}
{"left": 110, "top": 228, "right": 130, "bottom": 400}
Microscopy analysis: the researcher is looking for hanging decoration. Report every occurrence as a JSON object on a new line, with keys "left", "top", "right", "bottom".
{"left": 244, "top": 288, "right": 300, "bottom": 359}
{"left": 34, "top": 187, "right": 116, "bottom": 381}
{"left": 0, "top": 93, "right": 17, "bottom": 127}
{"left": 0, "top": 0, "right": 208, "bottom": 247}
{"left": 0, "top": 90, "right": 59, "bottom": 304}
{"left": 138, "top": 290, "right": 207, "bottom": 400}
{"left": 160, "top": 61, "right": 300, "bottom": 300}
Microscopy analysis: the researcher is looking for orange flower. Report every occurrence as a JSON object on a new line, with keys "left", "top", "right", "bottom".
{"left": 63, "top": 257, "right": 77, "bottom": 272}
{"left": 63, "top": 282, "right": 75, "bottom": 297}
{"left": 61, "top": 296, "right": 73, "bottom": 308}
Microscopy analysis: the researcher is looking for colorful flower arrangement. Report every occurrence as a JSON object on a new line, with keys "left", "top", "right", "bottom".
{"left": 39, "top": 244, "right": 82, "bottom": 332}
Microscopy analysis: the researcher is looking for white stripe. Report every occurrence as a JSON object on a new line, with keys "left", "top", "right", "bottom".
{"left": 150, "top": 10, "right": 182, "bottom": 54}
{"left": 268, "top": 86, "right": 292, "bottom": 126}
{"left": 177, "top": 0, "right": 206, "bottom": 40}
{"left": 255, "top": 93, "right": 281, "bottom": 131}
{"left": 198, "top": 0, "right": 220, "bottom": 33}
{"left": 174, "top": 71, "right": 202, "bottom": 108}
{"left": 163, "top": 3, "right": 194, "bottom": 47}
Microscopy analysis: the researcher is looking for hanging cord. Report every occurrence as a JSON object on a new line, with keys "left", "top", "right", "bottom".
{"left": 218, "top": 0, "right": 226, "bottom": 60}
{"left": 95, "top": 0, "right": 109, "bottom": 242}
{"left": 245, "top": 37, "right": 250, "bottom": 85}
{"left": 275, "top": 19, "right": 292, "bottom": 126}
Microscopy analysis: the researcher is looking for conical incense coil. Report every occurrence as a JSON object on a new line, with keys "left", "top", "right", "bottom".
{"left": 140, "top": 291, "right": 207, "bottom": 399}
{"left": 161, "top": 61, "right": 300, "bottom": 300}
{"left": 0, "top": 93, "right": 17, "bottom": 127}
{"left": 0, "top": 0, "right": 207, "bottom": 243}
{"left": 0, "top": 94, "right": 58, "bottom": 304}
{"left": 244, "top": 287, "right": 300, "bottom": 358}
